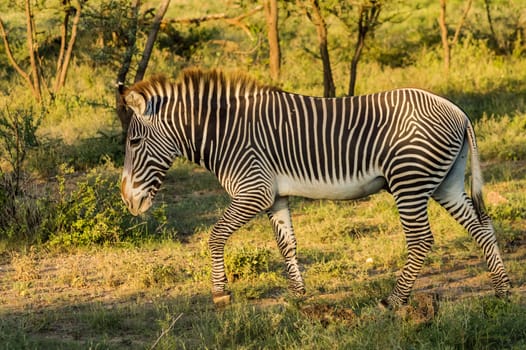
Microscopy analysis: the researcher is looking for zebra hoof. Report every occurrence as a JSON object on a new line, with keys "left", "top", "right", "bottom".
{"left": 378, "top": 298, "right": 402, "bottom": 310}
{"left": 288, "top": 281, "right": 306, "bottom": 296}
{"left": 212, "top": 291, "right": 232, "bottom": 307}
{"left": 496, "top": 290, "right": 511, "bottom": 301}
{"left": 378, "top": 294, "right": 406, "bottom": 310}
{"left": 293, "top": 286, "right": 306, "bottom": 296}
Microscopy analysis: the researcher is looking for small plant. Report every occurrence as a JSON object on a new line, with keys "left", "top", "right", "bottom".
{"left": 225, "top": 246, "right": 271, "bottom": 281}
{"left": 141, "top": 264, "right": 192, "bottom": 288}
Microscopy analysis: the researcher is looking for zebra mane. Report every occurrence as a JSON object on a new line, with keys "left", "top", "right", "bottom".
{"left": 178, "top": 68, "right": 280, "bottom": 95}
{"left": 125, "top": 68, "right": 279, "bottom": 101}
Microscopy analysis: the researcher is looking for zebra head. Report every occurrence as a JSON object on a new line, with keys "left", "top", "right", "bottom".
{"left": 120, "top": 83, "right": 180, "bottom": 216}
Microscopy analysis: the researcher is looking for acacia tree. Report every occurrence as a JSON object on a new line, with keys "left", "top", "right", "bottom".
{"left": 115, "top": 0, "right": 171, "bottom": 136}
{"left": 0, "top": 0, "right": 41, "bottom": 102}
{"left": 438, "top": 0, "right": 473, "bottom": 72}
{"left": 54, "top": 0, "right": 83, "bottom": 93}
{"left": 264, "top": 0, "right": 281, "bottom": 82}
{"left": 347, "top": 0, "right": 381, "bottom": 96}
{"left": 0, "top": 0, "right": 84, "bottom": 103}
{"left": 115, "top": 0, "right": 268, "bottom": 135}
{"left": 300, "top": 0, "right": 336, "bottom": 97}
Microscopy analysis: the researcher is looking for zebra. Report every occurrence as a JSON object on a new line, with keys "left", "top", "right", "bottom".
{"left": 119, "top": 68, "right": 511, "bottom": 307}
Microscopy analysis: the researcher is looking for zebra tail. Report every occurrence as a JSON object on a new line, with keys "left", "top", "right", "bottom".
{"left": 466, "top": 121, "right": 486, "bottom": 218}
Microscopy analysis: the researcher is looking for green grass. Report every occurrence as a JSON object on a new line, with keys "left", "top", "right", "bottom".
{"left": 1, "top": 161, "right": 524, "bottom": 348}
{"left": 2, "top": 290, "right": 525, "bottom": 349}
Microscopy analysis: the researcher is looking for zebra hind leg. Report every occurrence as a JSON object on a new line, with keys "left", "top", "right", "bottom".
{"left": 433, "top": 190, "right": 511, "bottom": 298}
{"left": 266, "top": 196, "right": 306, "bottom": 295}
{"left": 383, "top": 200, "right": 434, "bottom": 308}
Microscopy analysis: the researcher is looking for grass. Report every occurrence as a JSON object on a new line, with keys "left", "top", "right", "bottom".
{"left": 1, "top": 163, "right": 524, "bottom": 348}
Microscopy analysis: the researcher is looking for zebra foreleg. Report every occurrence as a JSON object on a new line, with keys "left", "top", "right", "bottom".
{"left": 384, "top": 203, "right": 434, "bottom": 307}
{"left": 266, "top": 196, "right": 306, "bottom": 295}
{"left": 433, "top": 191, "right": 511, "bottom": 298}
{"left": 209, "top": 190, "right": 274, "bottom": 306}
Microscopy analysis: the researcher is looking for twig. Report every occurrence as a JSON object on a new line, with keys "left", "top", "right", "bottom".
{"left": 150, "top": 313, "right": 183, "bottom": 350}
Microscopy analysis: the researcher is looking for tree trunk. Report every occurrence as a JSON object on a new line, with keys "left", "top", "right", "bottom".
{"left": 438, "top": 0, "right": 450, "bottom": 72}
{"left": 134, "top": 0, "right": 171, "bottom": 83}
{"left": 483, "top": 0, "right": 498, "bottom": 49}
{"left": 307, "top": 0, "right": 335, "bottom": 97}
{"left": 25, "top": 0, "right": 41, "bottom": 102}
{"left": 54, "top": 0, "right": 82, "bottom": 94}
{"left": 116, "top": 0, "right": 140, "bottom": 138}
{"left": 116, "top": 0, "right": 171, "bottom": 138}
{"left": 264, "top": 0, "right": 280, "bottom": 82}
{"left": 348, "top": 1, "right": 381, "bottom": 96}
{"left": 348, "top": 34, "right": 365, "bottom": 97}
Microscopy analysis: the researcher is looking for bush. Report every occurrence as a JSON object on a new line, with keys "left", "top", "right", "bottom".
{"left": 45, "top": 163, "right": 174, "bottom": 246}
{"left": 0, "top": 105, "right": 44, "bottom": 244}
{"left": 0, "top": 172, "right": 45, "bottom": 243}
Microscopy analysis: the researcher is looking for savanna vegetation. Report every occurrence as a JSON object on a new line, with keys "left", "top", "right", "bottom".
{"left": 0, "top": 0, "right": 525, "bottom": 348}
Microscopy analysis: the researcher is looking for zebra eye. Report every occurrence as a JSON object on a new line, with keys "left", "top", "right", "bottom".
{"left": 129, "top": 137, "right": 142, "bottom": 147}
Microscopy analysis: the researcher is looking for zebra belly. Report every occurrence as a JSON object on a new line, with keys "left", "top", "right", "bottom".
{"left": 275, "top": 174, "right": 386, "bottom": 200}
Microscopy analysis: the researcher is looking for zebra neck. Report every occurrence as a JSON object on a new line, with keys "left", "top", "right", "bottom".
{"left": 174, "top": 92, "right": 259, "bottom": 173}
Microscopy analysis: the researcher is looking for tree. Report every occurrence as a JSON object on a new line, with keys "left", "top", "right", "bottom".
{"left": 348, "top": 0, "right": 381, "bottom": 96}
{"left": 438, "top": 0, "right": 472, "bottom": 72}
{"left": 0, "top": 0, "right": 41, "bottom": 102}
{"left": 116, "top": 0, "right": 265, "bottom": 136}
{"left": 301, "top": 0, "right": 336, "bottom": 97}
{"left": 116, "top": 0, "right": 171, "bottom": 137}
{"left": 0, "top": 0, "right": 85, "bottom": 103}
{"left": 54, "top": 0, "right": 83, "bottom": 93}
{"left": 264, "top": 0, "right": 281, "bottom": 82}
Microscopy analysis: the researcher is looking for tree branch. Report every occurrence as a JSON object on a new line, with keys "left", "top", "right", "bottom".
{"left": 438, "top": 0, "right": 450, "bottom": 72}
{"left": 0, "top": 19, "right": 35, "bottom": 93}
{"left": 25, "top": 0, "right": 41, "bottom": 102}
{"left": 117, "top": 0, "right": 140, "bottom": 84}
{"left": 451, "top": 0, "right": 472, "bottom": 46}
{"left": 165, "top": 5, "right": 263, "bottom": 40}
{"left": 54, "top": 7, "right": 69, "bottom": 90}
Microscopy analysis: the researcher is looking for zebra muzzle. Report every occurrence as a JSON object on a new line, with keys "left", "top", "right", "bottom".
{"left": 121, "top": 177, "right": 154, "bottom": 216}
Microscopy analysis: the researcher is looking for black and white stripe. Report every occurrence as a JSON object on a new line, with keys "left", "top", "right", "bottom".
{"left": 120, "top": 68, "right": 510, "bottom": 306}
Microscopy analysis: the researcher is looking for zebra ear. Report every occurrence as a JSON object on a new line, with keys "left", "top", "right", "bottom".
{"left": 124, "top": 90, "right": 146, "bottom": 117}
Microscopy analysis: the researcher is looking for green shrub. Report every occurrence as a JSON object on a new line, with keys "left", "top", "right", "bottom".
{"left": 0, "top": 172, "right": 46, "bottom": 243}
{"left": 0, "top": 105, "right": 45, "bottom": 244}
{"left": 225, "top": 246, "right": 271, "bottom": 281}
{"left": 45, "top": 163, "right": 174, "bottom": 247}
